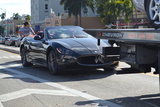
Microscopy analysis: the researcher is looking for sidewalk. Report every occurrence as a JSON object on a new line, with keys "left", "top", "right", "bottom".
{"left": 0, "top": 44, "right": 19, "bottom": 54}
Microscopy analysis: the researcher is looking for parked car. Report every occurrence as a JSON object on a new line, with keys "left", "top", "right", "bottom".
{"left": 132, "top": 0, "right": 160, "bottom": 28}
{"left": 5, "top": 37, "right": 18, "bottom": 46}
{"left": 4, "top": 38, "right": 10, "bottom": 45}
{"left": 2, "top": 37, "right": 10, "bottom": 44}
{"left": 20, "top": 26, "right": 119, "bottom": 75}
{"left": 0, "top": 37, "right": 3, "bottom": 44}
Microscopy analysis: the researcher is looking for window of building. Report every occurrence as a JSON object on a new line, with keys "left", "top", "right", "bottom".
{"left": 36, "top": 4, "right": 38, "bottom": 9}
{"left": 45, "top": 4, "right": 48, "bottom": 9}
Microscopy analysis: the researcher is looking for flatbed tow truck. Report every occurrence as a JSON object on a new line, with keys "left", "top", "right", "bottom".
{"left": 84, "top": 29, "right": 160, "bottom": 90}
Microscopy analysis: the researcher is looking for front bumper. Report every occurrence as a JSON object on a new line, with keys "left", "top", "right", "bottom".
{"left": 57, "top": 54, "right": 119, "bottom": 70}
{"left": 57, "top": 47, "right": 120, "bottom": 69}
{"left": 77, "top": 60, "right": 118, "bottom": 67}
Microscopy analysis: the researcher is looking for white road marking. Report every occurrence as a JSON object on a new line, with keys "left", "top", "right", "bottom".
{"left": 0, "top": 64, "right": 121, "bottom": 107}
{"left": 0, "top": 74, "right": 26, "bottom": 79}
{"left": 10, "top": 56, "right": 15, "bottom": 58}
{"left": 15, "top": 56, "right": 20, "bottom": 58}
{"left": 0, "top": 74, "right": 13, "bottom": 79}
{"left": 0, "top": 102, "right": 3, "bottom": 107}
{"left": 0, "top": 55, "right": 20, "bottom": 59}
{"left": 0, "top": 89, "right": 78, "bottom": 102}
{"left": 8, "top": 64, "right": 22, "bottom": 68}
{"left": 2, "top": 56, "right": 9, "bottom": 59}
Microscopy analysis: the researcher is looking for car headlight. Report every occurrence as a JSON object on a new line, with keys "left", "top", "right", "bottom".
{"left": 56, "top": 48, "right": 73, "bottom": 54}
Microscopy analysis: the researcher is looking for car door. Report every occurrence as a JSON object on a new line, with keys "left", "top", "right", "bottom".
{"left": 29, "top": 36, "right": 47, "bottom": 66}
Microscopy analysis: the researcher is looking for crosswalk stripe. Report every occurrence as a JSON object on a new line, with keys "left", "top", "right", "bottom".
{"left": 2, "top": 56, "right": 9, "bottom": 59}
{"left": 10, "top": 56, "right": 15, "bottom": 58}
{"left": 0, "top": 65, "right": 122, "bottom": 107}
{"left": 0, "top": 89, "right": 78, "bottom": 102}
{"left": 0, "top": 56, "right": 20, "bottom": 59}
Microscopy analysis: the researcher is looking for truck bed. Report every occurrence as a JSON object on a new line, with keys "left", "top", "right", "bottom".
{"left": 85, "top": 29, "right": 160, "bottom": 44}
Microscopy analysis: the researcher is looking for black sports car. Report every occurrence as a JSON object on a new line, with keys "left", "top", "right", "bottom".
{"left": 20, "top": 26, "right": 119, "bottom": 74}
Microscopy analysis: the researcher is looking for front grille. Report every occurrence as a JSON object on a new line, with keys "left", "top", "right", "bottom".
{"left": 77, "top": 55, "right": 119, "bottom": 65}
{"left": 78, "top": 56, "right": 102, "bottom": 64}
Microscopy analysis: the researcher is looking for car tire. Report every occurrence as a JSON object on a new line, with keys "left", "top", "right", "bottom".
{"left": 146, "top": 0, "right": 160, "bottom": 29}
{"left": 21, "top": 47, "right": 33, "bottom": 67}
{"left": 47, "top": 50, "right": 59, "bottom": 75}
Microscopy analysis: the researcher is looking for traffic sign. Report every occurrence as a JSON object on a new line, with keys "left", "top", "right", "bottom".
{"left": 5, "top": 24, "right": 11, "bottom": 26}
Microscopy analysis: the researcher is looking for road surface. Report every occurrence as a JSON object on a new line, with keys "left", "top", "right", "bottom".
{"left": 0, "top": 44, "right": 159, "bottom": 107}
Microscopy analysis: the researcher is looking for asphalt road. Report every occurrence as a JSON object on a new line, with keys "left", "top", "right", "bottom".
{"left": 0, "top": 44, "right": 159, "bottom": 107}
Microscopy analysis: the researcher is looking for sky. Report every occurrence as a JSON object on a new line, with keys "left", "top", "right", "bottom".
{"left": 0, "top": 0, "right": 31, "bottom": 19}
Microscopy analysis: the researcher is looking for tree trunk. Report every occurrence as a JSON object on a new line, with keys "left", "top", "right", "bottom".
{"left": 79, "top": 11, "right": 82, "bottom": 27}
{"left": 79, "top": 0, "right": 82, "bottom": 27}
{"left": 74, "top": 16, "right": 78, "bottom": 26}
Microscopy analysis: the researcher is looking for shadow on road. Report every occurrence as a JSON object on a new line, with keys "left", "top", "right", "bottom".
{"left": 116, "top": 68, "right": 144, "bottom": 74}
{"left": 0, "top": 47, "right": 19, "bottom": 54}
{"left": 0, "top": 60, "right": 21, "bottom": 66}
{"left": 0, "top": 60, "right": 116, "bottom": 83}
{"left": 75, "top": 93, "right": 160, "bottom": 107}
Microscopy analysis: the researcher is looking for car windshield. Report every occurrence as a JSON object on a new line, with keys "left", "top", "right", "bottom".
{"left": 46, "top": 26, "right": 93, "bottom": 39}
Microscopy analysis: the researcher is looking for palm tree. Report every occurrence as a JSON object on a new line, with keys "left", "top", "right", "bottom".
{"left": 0, "top": 12, "right": 6, "bottom": 20}
{"left": 25, "top": 14, "right": 31, "bottom": 21}
{"left": 96, "top": 0, "right": 134, "bottom": 25}
{"left": 122, "top": 0, "right": 134, "bottom": 22}
{"left": 13, "top": 13, "right": 20, "bottom": 20}
{"left": 60, "top": 0, "right": 95, "bottom": 26}
{"left": 0, "top": 13, "right": 6, "bottom": 36}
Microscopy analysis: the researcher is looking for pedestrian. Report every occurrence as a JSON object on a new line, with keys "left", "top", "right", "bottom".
{"left": 18, "top": 21, "right": 35, "bottom": 39}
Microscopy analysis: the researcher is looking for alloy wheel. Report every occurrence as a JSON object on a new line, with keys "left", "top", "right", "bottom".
{"left": 149, "top": 0, "right": 160, "bottom": 24}
{"left": 21, "top": 48, "right": 32, "bottom": 67}
{"left": 48, "top": 50, "right": 59, "bottom": 74}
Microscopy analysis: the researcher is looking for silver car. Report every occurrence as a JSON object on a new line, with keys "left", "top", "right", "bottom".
{"left": 132, "top": 0, "right": 160, "bottom": 29}
{"left": 0, "top": 37, "right": 3, "bottom": 44}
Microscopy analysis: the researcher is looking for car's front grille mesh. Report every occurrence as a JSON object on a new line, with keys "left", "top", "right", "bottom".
{"left": 77, "top": 56, "right": 102, "bottom": 64}
{"left": 77, "top": 55, "right": 119, "bottom": 65}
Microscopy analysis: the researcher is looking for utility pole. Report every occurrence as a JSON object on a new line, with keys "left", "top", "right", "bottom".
{"left": 50, "top": 8, "right": 53, "bottom": 26}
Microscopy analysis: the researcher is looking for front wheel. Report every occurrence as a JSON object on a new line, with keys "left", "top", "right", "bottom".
{"left": 47, "top": 50, "right": 59, "bottom": 75}
{"left": 21, "top": 48, "right": 33, "bottom": 67}
{"left": 146, "top": 0, "right": 160, "bottom": 29}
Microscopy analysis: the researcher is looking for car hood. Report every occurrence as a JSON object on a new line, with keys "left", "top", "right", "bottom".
{"left": 50, "top": 38, "right": 111, "bottom": 55}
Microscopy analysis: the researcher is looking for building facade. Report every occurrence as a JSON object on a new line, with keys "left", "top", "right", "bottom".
{"left": 31, "top": 0, "right": 97, "bottom": 31}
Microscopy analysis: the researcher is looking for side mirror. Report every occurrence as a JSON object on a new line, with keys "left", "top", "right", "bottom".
{"left": 34, "top": 35, "right": 41, "bottom": 40}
